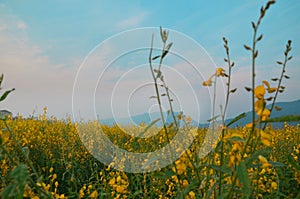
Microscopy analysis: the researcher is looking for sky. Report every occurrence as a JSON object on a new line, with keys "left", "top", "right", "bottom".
{"left": 0, "top": 0, "right": 300, "bottom": 123}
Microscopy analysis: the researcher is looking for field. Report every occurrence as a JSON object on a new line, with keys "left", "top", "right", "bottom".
{"left": 1, "top": 1, "right": 300, "bottom": 198}
{"left": 0, "top": 112, "right": 299, "bottom": 198}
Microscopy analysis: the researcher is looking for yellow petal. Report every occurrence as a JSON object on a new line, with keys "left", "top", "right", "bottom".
{"left": 202, "top": 79, "right": 212, "bottom": 86}
{"left": 261, "top": 138, "right": 271, "bottom": 146}
{"left": 254, "top": 85, "right": 266, "bottom": 99}
{"left": 262, "top": 80, "right": 270, "bottom": 89}
{"left": 258, "top": 155, "right": 268, "bottom": 164}
{"left": 260, "top": 130, "right": 272, "bottom": 140}
{"left": 268, "top": 87, "right": 277, "bottom": 93}
{"left": 245, "top": 123, "right": 253, "bottom": 128}
{"left": 215, "top": 68, "right": 225, "bottom": 77}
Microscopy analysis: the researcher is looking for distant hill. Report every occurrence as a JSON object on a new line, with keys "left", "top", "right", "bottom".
{"left": 225, "top": 99, "right": 300, "bottom": 128}
{"left": 100, "top": 111, "right": 186, "bottom": 126}
{"left": 100, "top": 99, "right": 300, "bottom": 128}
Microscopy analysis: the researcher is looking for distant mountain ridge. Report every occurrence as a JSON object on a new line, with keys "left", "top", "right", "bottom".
{"left": 226, "top": 99, "right": 300, "bottom": 128}
{"left": 99, "top": 99, "right": 300, "bottom": 128}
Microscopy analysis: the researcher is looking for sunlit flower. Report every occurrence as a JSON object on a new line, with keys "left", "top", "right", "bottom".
{"left": 254, "top": 85, "right": 266, "bottom": 99}
{"left": 215, "top": 67, "right": 226, "bottom": 77}
{"left": 202, "top": 78, "right": 213, "bottom": 86}
{"left": 263, "top": 80, "right": 277, "bottom": 93}
{"left": 271, "top": 182, "right": 277, "bottom": 190}
{"left": 89, "top": 191, "right": 98, "bottom": 198}
{"left": 258, "top": 155, "right": 272, "bottom": 168}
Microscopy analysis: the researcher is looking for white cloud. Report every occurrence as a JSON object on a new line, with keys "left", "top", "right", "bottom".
{"left": 116, "top": 12, "right": 148, "bottom": 30}
{"left": 17, "top": 22, "right": 27, "bottom": 30}
{"left": 0, "top": 11, "right": 76, "bottom": 118}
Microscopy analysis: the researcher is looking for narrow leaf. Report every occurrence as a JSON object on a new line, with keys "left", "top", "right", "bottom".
{"left": 152, "top": 55, "right": 160, "bottom": 60}
{"left": 237, "top": 161, "right": 251, "bottom": 197}
{"left": 256, "top": 34, "right": 263, "bottom": 42}
{"left": 275, "top": 106, "right": 282, "bottom": 111}
{"left": 251, "top": 21, "right": 256, "bottom": 29}
{"left": 137, "top": 118, "right": 161, "bottom": 137}
{"left": 266, "top": 97, "right": 273, "bottom": 101}
{"left": 207, "top": 114, "right": 220, "bottom": 122}
{"left": 261, "top": 115, "right": 300, "bottom": 123}
{"left": 245, "top": 87, "right": 252, "bottom": 92}
{"left": 244, "top": 44, "right": 251, "bottom": 51}
{"left": 254, "top": 50, "right": 258, "bottom": 58}
{"left": 0, "top": 74, "right": 3, "bottom": 87}
{"left": 230, "top": 88, "right": 237, "bottom": 93}
{"left": 0, "top": 88, "right": 15, "bottom": 102}
{"left": 226, "top": 112, "right": 246, "bottom": 127}
{"left": 161, "top": 42, "right": 173, "bottom": 59}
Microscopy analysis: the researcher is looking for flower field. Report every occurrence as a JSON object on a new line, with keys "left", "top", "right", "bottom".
{"left": 0, "top": 111, "right": 299, "bottom": 198}
{"left": 1, "top": 1, "right": 300, "bottom": 198}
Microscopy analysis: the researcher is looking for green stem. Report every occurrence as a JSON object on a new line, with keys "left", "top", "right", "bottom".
{"left": 148, "top": 33, "right": 182, "bottom": 189}
{"left": 263, "top": 45, "right": 290, "bottom": 130}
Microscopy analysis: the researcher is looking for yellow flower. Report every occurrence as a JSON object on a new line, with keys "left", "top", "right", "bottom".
{"left": 245, "top": 123, "right": 253, "bottom": 128}
{"left": 89, "top": 191, "right": 98, "bottom": 198}
{"left": 116, "top": 184, "right": 127, "bottom": 193}
{"left": 263, "top": 80, "right": 277, "bottom": 93}
{"left": 182, "top": 179, "right": 189, "bottom": 188}
{"left": 271, "top": 182, "right": 277, "bottom": 190}
{"left": 255, "top": 99, "right": 270, "bottom": 121}
{"left": 258, "top": 155, "right": 272, "bottom": 168}
{"left": 254, "top": 85, "right": 265, "bottom": 99}
{"left": 52, "top": 173, "right": 57, "bottom": 181}
{"left": 202, "top": 79, "right": 213, "bottom": 86}
{"left": 187, "top": 191, "right": 196, "bottom": 199}
{"left": 259, "top": 108, "right": 270, "bottom": 121}
{"left": 215, "top": 67, "right": 226, "bottom": 77}
{"left": 174, "top": 160, "right": 187, "bottom": 175}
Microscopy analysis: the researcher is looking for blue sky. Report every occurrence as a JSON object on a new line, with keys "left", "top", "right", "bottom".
{"left": 1, "top": 1, "right": 300, "bottom": 122}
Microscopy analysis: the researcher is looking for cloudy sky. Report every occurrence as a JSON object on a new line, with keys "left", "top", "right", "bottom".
{"left": 0, "top": 0, "right": 299, "bottom": 122}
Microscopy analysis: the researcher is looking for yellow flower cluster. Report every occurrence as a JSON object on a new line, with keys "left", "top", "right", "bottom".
{"left": 0, "top": 110, "right": 299, "bottom": 198}
{"left": 202, "top": 68, "right": 226, "bottom": 86}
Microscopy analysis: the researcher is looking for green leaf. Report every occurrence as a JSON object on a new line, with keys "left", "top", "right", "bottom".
{"left": 226, "top": 112, "right": 246, "bottom": 127}
{"left": 227, "top": 136, "right": 245, "bottom": 142}
{"left": 182, "top": 179, "right": 199, "bottom": 196}
{"left": 161, "top": 42, "right": 173, "bottom": 59}
{"left": 207, "top": 114, "right": 220, "bottom": 122}
{"left": 210, "top": 164, "right": 231, "bottom": 175}
{"left": 236, "top": 161, "right": 251, "bottom": 198}
{"left": 22, "top": 146, "right": 30, "bottom": 159}
{"left": 0, "top": 88, "right": 15, "bottom": 102}
{"left": 245, "top": 148, "right": 271, "bottom": 166}
{"left": 0, "top": 74, "right": 3, "bottom": 87}
{"left": 261, "top": 115, "right": 300, "bottom": 123}
{"left": 2, "top": 164, "right": 29, "bottom": 199}
{"left": 152, "top": 169, "right": 176, "bottom": 179}
{"left": 287, "top": 155, "right": 300, "bottom": 170}
{"left": 243, "top": 44, "right": 251, "bottom": 51}
{"left": 137, "top": 118, "right": 161, "bottom": 137}
{"left": 269, "top": 161, "right": 286, "bottom": 167}
{"left": 152, "top": 55, "right": 161, "bottom": 60}
{"left": 230, "top": 88, "right": 237, "bottom": 93}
